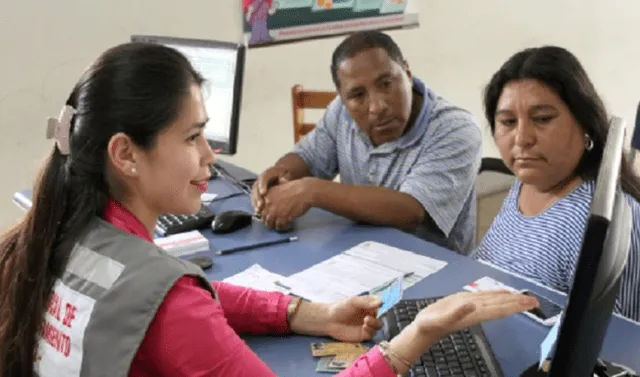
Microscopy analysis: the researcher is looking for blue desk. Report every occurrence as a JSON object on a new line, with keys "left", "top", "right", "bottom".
{"left": 14, "top": 160, "right": 640, "bottom": 376}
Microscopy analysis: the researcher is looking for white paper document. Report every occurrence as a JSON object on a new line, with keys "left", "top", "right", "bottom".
{"left": 277, "top": 241, "right": 448, "bottom": 303}
{"left": 223, "top": 264, "right": 290, "bottom": 294}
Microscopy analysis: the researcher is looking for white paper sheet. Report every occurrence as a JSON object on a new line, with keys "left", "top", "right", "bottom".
{"left": 223, "top": 264, "right": 290, "bottom": 294}
{"left": 277, "top": 241, "right": 448, "bottom": 302}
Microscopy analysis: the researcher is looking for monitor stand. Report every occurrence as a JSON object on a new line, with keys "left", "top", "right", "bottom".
{"left": 520, "top": 359, "right": 638, "bottom": 377}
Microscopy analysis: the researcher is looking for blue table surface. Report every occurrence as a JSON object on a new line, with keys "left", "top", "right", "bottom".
{"left": 14, "top": 160, "right": 640, "bottom": 376}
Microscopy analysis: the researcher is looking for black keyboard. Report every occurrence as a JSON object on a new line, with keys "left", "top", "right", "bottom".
{"left": 155, "top": 205, "right": 216, "bottom": 236}
{"left": 380, "top": 297, "right": 503, "bottom": 377}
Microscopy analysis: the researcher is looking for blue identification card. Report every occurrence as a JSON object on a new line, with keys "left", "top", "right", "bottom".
{"left": 376, "top": 276, "right": 403, "bottom": 318}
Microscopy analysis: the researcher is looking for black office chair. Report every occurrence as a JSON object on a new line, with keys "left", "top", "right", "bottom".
{"left": 475, "top": 157, "right": 515, "bottom": 243}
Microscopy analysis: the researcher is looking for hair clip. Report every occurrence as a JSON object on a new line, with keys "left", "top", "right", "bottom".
{"left": 46, "top": 105, "right": 75, "bottom": 156}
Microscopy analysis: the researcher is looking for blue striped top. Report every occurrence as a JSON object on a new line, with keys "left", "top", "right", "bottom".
{"left": 473, "top": 179, "right": 640, "bottom": 322}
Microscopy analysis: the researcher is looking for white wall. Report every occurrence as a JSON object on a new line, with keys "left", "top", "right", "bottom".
{"left": 2, "top": 0, "right": 640, "bottom": 230}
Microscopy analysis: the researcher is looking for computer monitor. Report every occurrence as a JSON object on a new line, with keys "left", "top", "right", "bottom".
{"left": 130, "top": 35, "right": 245, "bottom": 155}
{"left": 546, "top": 116, "right": 635, "bottom": 376}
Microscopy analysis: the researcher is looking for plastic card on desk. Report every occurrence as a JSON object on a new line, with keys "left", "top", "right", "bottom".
{"left": 316, "top": 356, "right": 342, "bottom": 373}
{"left": 311, "top": 342, "right": 369, "bottom": 372}
{"left": 223, "top": 264, "right": 290, "bottom": 294}
{"left": 154, "top": 230, "right": 209, "bottom": 257}
{"left": 463, "top": 276, "right": 518, "bottom": 293}
{"left": 277, "top": 241, "right": 447, "bottom": 303}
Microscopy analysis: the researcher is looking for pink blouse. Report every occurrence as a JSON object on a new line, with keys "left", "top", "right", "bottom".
{"left": 103, "top": 199, "right": 395, "bottom": 377}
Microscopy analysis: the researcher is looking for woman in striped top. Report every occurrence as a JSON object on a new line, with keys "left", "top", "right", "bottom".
{"left": 473, "top": 46, "right": 640, "bottom": 322}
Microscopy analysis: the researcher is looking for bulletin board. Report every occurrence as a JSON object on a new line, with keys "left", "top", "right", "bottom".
{"left": 241, "top": 0, "right": 419, "bottom": 47}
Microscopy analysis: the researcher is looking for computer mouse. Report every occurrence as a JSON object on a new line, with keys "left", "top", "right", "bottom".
{"left": 211, "top": 210, "right": 253, "bottom": 234}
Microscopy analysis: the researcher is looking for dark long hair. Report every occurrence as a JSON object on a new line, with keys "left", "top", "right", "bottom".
{"left": 483, "top": 45, "right": 640, "bottom": 200}
{"left": 0, "top": 43, "right": 203, "bottom": 376}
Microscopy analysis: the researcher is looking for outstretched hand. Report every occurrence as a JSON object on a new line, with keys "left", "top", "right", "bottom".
{"left": 414, "top": 290, "right": 539, "bottom": 340}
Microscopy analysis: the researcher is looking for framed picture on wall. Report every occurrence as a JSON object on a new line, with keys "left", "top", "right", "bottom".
{"left": 241, "top": 0, "right": 419, "bottom": 47}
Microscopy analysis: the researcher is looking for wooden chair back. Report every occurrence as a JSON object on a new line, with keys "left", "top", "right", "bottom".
{"left": 291, "top": 84, "right": 337, "bottom": 143}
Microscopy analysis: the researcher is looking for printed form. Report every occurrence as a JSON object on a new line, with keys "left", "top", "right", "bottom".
{"left": 223, "top": 264, "right": 290, "bottom": 294}
{"left": 277, "top": 241, "right": 448, "bottom": 303}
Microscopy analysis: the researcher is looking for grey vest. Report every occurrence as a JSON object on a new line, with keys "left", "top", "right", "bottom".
{"left": 34, "top": 218, "right": 217, "bottom": 377}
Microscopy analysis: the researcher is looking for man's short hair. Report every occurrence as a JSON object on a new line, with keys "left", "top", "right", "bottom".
{"left": 330, "top": 30, "right": 406, "bottom": 88}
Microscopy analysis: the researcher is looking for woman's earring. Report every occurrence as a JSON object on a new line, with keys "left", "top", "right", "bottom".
{"left": 131, "top": 167, "right": 137, "bottom": 174}
{"left": 585, "top": 134, "right": 594, "bottom": 151}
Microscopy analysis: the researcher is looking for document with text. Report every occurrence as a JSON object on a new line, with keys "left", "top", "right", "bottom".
{"left": 276, "top": 241, "right": 448, "bottom": 303}
{"left": 223, "top": 264, "right": 290, "bottom": 294}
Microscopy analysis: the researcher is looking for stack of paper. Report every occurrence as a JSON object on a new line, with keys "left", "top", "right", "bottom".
{"left": 277, "top": 241, "right": 448, "bottom": 303}
{"left": 223, "top": 264, "right": 290, "bottom": 294}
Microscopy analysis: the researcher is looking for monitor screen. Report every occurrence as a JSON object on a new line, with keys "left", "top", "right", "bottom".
{"left": 130, "top": 35, "right": 245, "bottom": 155}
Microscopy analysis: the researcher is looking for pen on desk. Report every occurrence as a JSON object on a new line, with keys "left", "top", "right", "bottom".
{"left": 216, "top": 236, "right": 298, "bottom": 256}
{"left": 358, "top": 272, "right": 415, "bottom": 296}
{"left": 274, "top": 281, "right": 291, "bottom": 290}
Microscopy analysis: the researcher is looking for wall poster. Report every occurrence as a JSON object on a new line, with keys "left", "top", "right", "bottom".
{"left": 241, "top": 0, "right": 419, "bottom": 47}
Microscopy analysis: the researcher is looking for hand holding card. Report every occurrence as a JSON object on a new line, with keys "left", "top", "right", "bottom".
{"left": 310, "top": 342, "right": 367, "bottom": 357}
{"left": 323, "top": 295, "right": 384, "bottom": 342}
